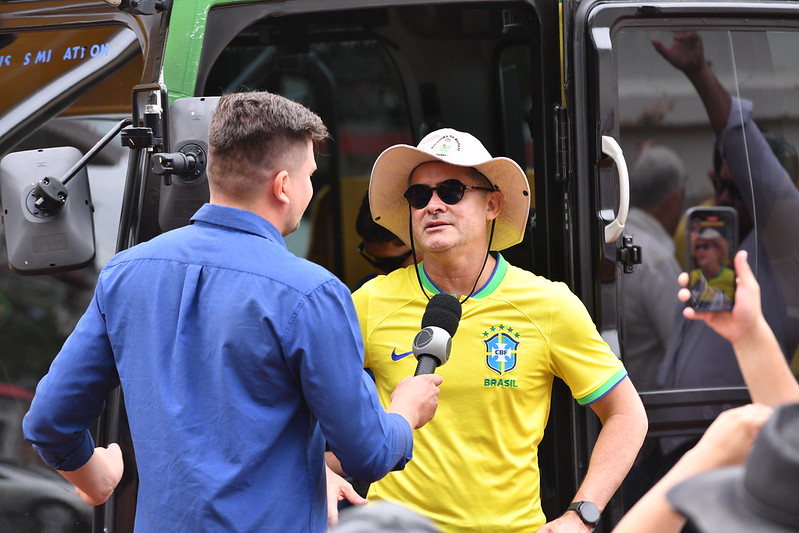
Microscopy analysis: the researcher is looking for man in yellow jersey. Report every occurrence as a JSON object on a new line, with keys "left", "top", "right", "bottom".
{"left": 332, "top": 128, "right": 648, "bottom": 532}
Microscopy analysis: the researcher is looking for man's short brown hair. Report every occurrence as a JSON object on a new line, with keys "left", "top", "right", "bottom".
{"left": 207, "top": 91, "right": 328, "bottom": 198}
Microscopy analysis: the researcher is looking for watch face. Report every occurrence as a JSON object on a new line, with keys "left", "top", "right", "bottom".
{"left": 577, "top": 501, "right": 601, "bottom": 524}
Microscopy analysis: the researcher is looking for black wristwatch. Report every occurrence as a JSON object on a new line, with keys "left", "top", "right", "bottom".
{"left": 567, "top": 501, "right": 601, "bottom": 526}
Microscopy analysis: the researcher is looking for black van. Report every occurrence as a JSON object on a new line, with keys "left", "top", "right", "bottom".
{"left": 2, "top": 1, "right": 798, "bottom": 531}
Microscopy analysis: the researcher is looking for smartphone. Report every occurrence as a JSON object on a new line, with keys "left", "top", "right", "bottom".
{"left": 684, "top": 206, "right": 738, "bottom": 312}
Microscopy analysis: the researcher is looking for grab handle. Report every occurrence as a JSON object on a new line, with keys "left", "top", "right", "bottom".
{"left": 602, "top": 135, "right": 629, "bottom": 243}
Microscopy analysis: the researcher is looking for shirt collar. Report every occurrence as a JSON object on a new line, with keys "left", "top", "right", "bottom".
{"left": 417, "top": 253, "right": 508, "bottom": 300}
{"left": 190, "top": 204, "right": 287, "bottom": 250}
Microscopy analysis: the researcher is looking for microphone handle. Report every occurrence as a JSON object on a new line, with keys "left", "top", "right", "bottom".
{"left": 414, "top": 355, "right": 440, "bottom": 376}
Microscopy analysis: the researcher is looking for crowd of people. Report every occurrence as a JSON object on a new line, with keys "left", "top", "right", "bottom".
{"left": 18, "top": 28, "right": 799, "bottom": 533}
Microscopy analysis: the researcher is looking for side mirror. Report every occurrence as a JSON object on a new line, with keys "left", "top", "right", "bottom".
{"left": 157, "top": 96, "right": 219, "bottom": 231}
{"left": 0, "top": 146, "right": 95, "bottom": 274}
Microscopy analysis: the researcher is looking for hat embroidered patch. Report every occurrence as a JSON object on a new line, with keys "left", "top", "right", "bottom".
{"left": 432, "top": 135, "right": 460, "bottom": 155}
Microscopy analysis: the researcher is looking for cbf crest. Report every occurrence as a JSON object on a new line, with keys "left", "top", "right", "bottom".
{"left": 483, "top": 326, "right": 520, "bottom": 375}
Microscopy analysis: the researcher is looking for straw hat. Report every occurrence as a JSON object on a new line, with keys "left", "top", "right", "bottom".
{"left": 368, "top": 128, "right": 531, "bottom": 251}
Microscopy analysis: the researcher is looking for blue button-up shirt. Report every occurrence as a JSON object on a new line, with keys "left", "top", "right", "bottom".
{"left": 24, "top": 204, "right": 412, "bottom": 532}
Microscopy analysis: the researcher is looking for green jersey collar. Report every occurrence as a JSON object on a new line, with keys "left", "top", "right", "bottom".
{"left": 417, "top": 253, "right": 508, "bottom": 300}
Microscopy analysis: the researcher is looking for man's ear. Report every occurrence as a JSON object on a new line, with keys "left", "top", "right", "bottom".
{"left": 486, "top": 190, "right": 503, "bottom": 221}
{"left": 272, "top": 170, "right": 291, "bottom": 205}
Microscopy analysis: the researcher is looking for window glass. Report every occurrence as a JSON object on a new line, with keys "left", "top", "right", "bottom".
{"left": 497, "top": 44, "right": 535, "bottom": 271}
{"left": 0, "top": 27, "right": 143, "bottom": 118}
{"left": 499, "top": 44, "right": 535, "bottom": 182}
{"left": 0, "top": 115, "right": 129, "bottom": 533}
{"left": 204, "top": 5, "right": 536, "bottom": 288}
{"left": 614, "top": 23, "right": 799, "bottom": 506}
{"left": 616, "top": 26, "right": 799, "bottom": 392}
{"left": 205, "top": 21, "right": 415, "bottom": 288}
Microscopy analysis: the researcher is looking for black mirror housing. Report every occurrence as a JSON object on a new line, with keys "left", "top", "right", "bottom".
{"left": 1, "top": 146, "right": 96, "bottom": 275}
{"left": 157, "top": 96, "right": 218, "bottom": 232}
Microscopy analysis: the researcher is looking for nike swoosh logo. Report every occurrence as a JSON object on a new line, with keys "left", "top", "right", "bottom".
{"left": 391, "top": 348, "right": 414, "bottom": 361}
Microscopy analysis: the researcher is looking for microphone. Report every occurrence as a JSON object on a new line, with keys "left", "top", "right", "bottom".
{"left": 413, "top": 294, "right": 462, "bottom": 376}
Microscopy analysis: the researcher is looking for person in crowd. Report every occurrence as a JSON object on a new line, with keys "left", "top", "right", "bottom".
{"left": 23, "top": 91, "right": 443, "bottom": 532}
{"left": 330, "top": 128, "right": 648, "bottom": 532}
{"left": 622, "top": 144, "right": 685, "bottom": 390}
{"left": 654, "top": 30, "right": 799, "bottom": 389}
{"left": 613, "top": 249, "right": 799, "bottom": 533}
{"left": 620, "top": 145, "right": 686, "bottom": 506}
{"left": 679, "top": 250, "right": 799, "bottom": 407}
{"left": 354, "top": 192, "right": 416, "bottom": 289}
{"left": 650, "top": 32, "right": 799, "bottom": 491}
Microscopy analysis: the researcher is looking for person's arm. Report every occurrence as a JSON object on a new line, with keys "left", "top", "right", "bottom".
{"left": 679, "top": 250, "right": 799, "bottom": 406}
{"left": 58, "top": 444, "right": 124, "bottom": 506}
{"left": 655, "top": 31, "right": 798, "bottom": 225}
{"left": 22, "top": 284, "right": 122, "bottom": 496}
{"left": 325, "top": 461, "right": 368, "bottom": 527}
{"left": 322, "top": 371, "right": 444, "bottom": 476}
{"left": 652, "top": 31, "right": 730, "bottom": 136}
{"left": 612, "top": 403, "right": 772, "bottom": 533}
{"left": 385, "top": 375, "right": 443, "bottom": 429}
{"left": 539, "top": 378, "right": 648, "bottom": 532}
{"left": 289, "top": 279, "right": 442, "bottom": 482}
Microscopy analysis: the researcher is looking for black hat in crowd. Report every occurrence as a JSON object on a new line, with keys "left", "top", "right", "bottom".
{"left": 667, "top": 402, "right": 799, "bottom": 532}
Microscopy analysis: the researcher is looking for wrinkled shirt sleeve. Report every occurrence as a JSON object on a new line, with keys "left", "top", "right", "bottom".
{"left": 22, "top": 280, "right": 120, "bottom": 471}
{"left": 280, "top": 278, "right": 412, "bottom": 481}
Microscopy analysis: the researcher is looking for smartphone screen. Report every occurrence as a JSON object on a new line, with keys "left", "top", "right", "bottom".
{"left": 685, "top": 206, "right": 739, "bottom": 312}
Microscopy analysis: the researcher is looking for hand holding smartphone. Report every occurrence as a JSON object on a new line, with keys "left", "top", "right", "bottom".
{"left": 684, "top": 206, "right": 738, "bottom": 312}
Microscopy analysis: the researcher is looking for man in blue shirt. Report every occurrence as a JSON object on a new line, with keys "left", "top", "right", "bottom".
{"left": 23, "top": 91, "right": 443, "bottom": 532}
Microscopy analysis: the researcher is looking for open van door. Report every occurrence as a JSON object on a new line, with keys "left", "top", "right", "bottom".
{"left": 570, "top": 0, "right": 799, "bottom": 521}
{"left": 98, "top": 1, "right": 586, "bottom": 530}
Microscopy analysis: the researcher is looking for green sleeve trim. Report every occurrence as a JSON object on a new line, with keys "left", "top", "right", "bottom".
{"left": 576, "top": 367, "right": 628, "bottom": 406}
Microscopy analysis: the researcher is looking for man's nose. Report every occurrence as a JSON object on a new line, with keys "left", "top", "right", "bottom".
{"left": 425, "top": 189, "right": 447, "bottom": 211}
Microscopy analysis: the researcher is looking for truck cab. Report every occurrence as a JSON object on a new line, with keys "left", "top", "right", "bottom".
{"left": 2, "top": 1, "right": 798, "bottom": 531}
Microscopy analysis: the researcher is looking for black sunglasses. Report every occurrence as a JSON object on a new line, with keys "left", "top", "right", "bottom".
{"left": 403, "top": 178, "right": 495, "bottom": 209}
{"left": 357, "top": 242, "right": 413, "bottom": 273}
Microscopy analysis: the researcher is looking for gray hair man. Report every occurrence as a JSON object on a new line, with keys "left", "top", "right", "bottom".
{"left": 622, "top": 144, "right": 686, "bottom": 391}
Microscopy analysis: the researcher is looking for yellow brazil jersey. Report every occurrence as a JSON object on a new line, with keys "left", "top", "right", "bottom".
{"left": 351, "top": 254, "right": 627, "bottom": 532}
{"left": 689, "top": 266, "right": 735, "bottom": 300}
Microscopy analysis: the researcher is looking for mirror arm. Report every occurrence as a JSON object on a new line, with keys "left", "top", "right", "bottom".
{"left": 61, "top": 117, "right": 133, "bottom": 186}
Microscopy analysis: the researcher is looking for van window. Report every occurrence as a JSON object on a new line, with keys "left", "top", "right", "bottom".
{"left": 205, "top": 19, "right": 416, "bottom": 288}
{"left": 202, "top": 5, "right": 536, "bottom": 288}
{"left": 613, "top": 23, "right": 799, "bottom": 507}
{"left": 0, "top": 26, "right": 142, "bottom": 119}
{"left": 615, "top": 26, "right": 799, "bottom": 393}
